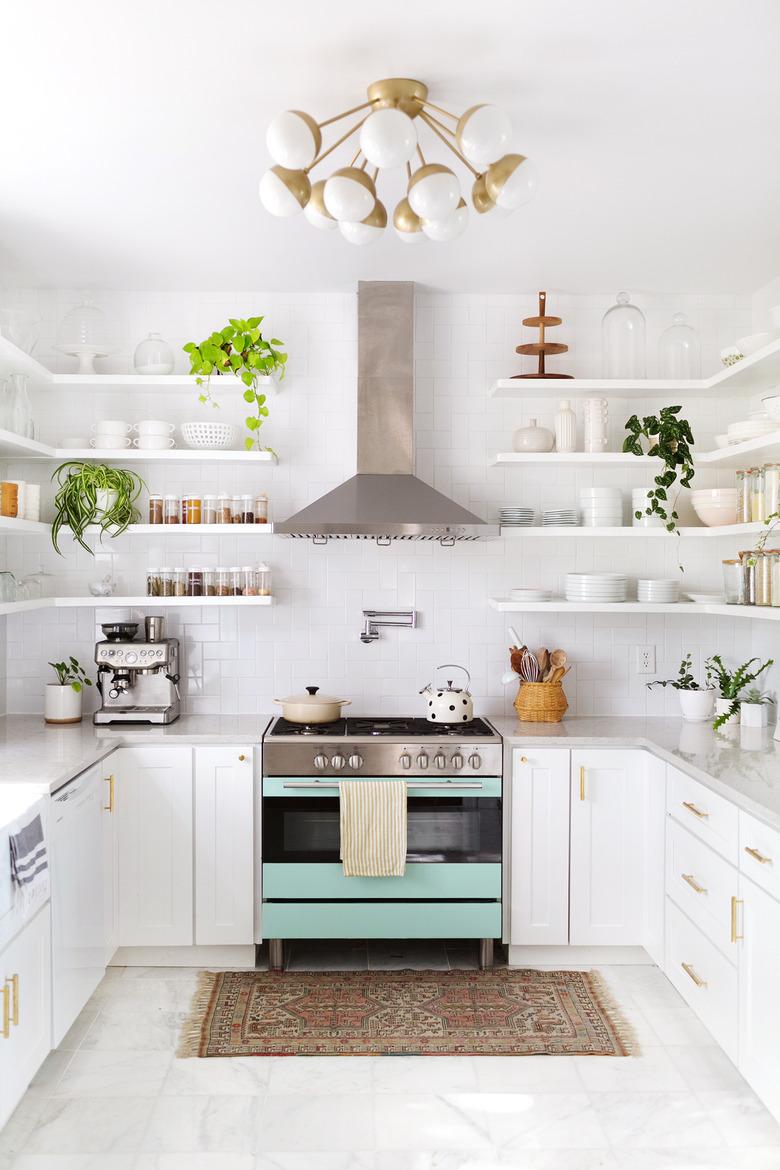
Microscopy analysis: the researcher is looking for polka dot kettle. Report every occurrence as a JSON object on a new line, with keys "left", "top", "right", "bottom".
{"left": 420, "top": 664, "right": 474, "bottom": 723}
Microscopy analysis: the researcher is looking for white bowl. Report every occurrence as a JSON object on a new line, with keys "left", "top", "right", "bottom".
{"left": 691, "top": 503, "right": 737, "bottom": 527}
{"left": 737, "top": 332, "right": 773, "bottom": 356}
{"left": 180, "top": 421, "right": 239, "bottom": 450}
{"left": 92, "top": 419, "right": 131, "bottom": 435}
{"left": 761, "top": 395, "right": 780, "bottom": 422}
{"left": 686, "top": 593, "right": 725, "bottom": 605}
{"left": 90, "top": 435, "right": 131, "bottom": 449}
{"left": 135, "top": 419, "right": 175, "bottom": 436}
{"left": 133, "top": 435, "right": 175, "bottom": 450}
{"left": 690, "top": 488, "right": 737, "bottom": 499}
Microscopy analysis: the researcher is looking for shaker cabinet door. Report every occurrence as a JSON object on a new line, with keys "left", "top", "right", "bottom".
{"left": 509, "top": 748, "right": 570, "bottom": 945}
{"left": 738, "top": 873, "right": 780, "bottom": 1119}
{"left": 194, "top": 746, "right": 255, "bottom": 945}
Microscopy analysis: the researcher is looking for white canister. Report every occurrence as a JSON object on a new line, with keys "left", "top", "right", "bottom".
{"left": 554, "top": 400, "right": 576, "bottom": 452}
{"left": 44, "top": 684, "right": 83, "bottom": 724}
{"left": 22, "top": 482, "right": 40, "bottom": 521}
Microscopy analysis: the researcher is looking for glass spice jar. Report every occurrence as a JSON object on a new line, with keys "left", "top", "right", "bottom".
{"left": 240, "top": 566, "right": 256, "bottom": 595}
{"left": 736, "top": 471, "right": 751, "bottom": 525}
{"left": 216, "top": 494, "right": 232, "bottom": 524}
{"left": 756, "top": 551, "right": 772, "bottom": 606}
{"left": 215, "top": 567, "right": 231, "bottom": 596}
{"left": 240, "top": 494, "right": 254, "bottom": 524}
{"left": 203, "top": 567, "right": 216, "bottom": 596}
{"left": 187, "top": 569, "right": 204, "bottom": 597}
{"left": 768, "top": 551, "right": 780, "bottom": 607}
{"left": 182, "top": 495, "right": 202, "bottom": 525}
{"left": 172, "top": 567, "right": 187, "bottom": 597}
{"left": 256, "top": 563, "right": 272, "bottom": 596}
{"left": 231, "top": 496, "right": 243, "bottom": 524}
{"left": 739, "top": 551, "right": 756, "bottom": 606}
{"left": 254, "top": 492, "right": 269, "bottom": 523}
{"left": 163, "top": 495, "right": 180, "bottom": 524}
{"left": 722, "top": 559, "right": 741, "bottom": 604}
{"left": 148, "top": 494, "right": 164, "bottom": 525}
{"left": 147, "top": 567, "right": 161, "bottom": 597}
{"left": 160, "top": 567, "right": 173, "bottom": 597}
{"left": 229, "top": 566, "right": 241, "bottom": 595}
{"left": 202, "top": 494, "right": 217, "bottom": 525}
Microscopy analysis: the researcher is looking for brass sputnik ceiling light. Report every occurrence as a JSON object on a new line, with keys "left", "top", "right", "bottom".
{"left": 258, "top": 78, "right": 536, "bottom": 245}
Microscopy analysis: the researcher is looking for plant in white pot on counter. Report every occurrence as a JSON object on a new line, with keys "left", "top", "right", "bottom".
{"left": 705, "top": 654, "right": 774, "bottom": 730}
{"left": 646, "top": 652, "right": 715, "bottom": 722}
{"left": 740, "top": 686, "right": 773, "bottom": 729}
{"left": 45, "top": 658, "right": 92, "bottom": 725}
{"left": 51, "top": 462, "right": 144, "bottom": 555}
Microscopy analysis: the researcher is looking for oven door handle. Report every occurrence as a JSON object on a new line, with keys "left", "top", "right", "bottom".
{"left": 281, "top": 781, "right": 484, "bottom": 790}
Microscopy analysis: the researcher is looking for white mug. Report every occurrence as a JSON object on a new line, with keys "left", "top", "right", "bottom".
{"left": 134, "top": 419, "right": 175, "bottom": 436}
{"left": 91, "top": 420, "right": 131, "bottom": 435}
{"left": 91, "top": 435, "right": 132, "bottom": 449}
{"left": 133, "top": 436, "right": 175, "bottom": 450}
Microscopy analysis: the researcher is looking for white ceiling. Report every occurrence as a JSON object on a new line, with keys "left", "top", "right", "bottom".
{"left": 2, "top": 0, "right": 778, "bottom": 293}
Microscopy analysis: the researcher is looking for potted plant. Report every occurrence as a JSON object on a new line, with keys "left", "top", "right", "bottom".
{"left": 647, "top": 652, "right": 715, "bottom": 722}
{"left": 740, "top": 687, "right": 773, "bottom": 729}
{"left": 183, "top": 317, "right": 287, "bottom": 451}
{"left": 705, "top": 654, "right": 774, "bottom": 729}
{"left": 622, "top": 405, "right": 695, "bottom": 544}
{"left": 45, "top": 658, "right": 92, "bottom": 724}
{"left": 51, "top": 462, "right": 144, "bottom": 554}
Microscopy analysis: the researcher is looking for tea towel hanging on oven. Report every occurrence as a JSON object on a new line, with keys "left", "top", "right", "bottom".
{"left": 339, "top": 780, "right": 407, "bottom": 877}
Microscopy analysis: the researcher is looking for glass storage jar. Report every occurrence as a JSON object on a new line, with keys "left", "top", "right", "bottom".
{"left": 722, "top": 559, "right": 741, "bottom": 604}
{"left": 739, "top": 551, "right": 756, "bottom": 606}
{"left": 736, "top": 470, "right": 751, "bottom": 525}
{"left": 601, "top": 291, "right": 646, "bottom": 379}
{"left": 202, "top": 494, "right": 217, "bottom": 524}
{"left": 765, "top": 464, "right": 780, "bottom": 519}
{"left": 171, "top": 567, "right": 186, "bottom": 597}
{"left": 160, "top": 567, "right": 174, "bottom": 597}
{"left": 231, "top": 496, "right": 243, "bottom": 524}
{"left": 756, "top": 552, "right": 772, "bottom": 606}
{"left": 229, "top": 566, "right": 242, "bottom": 595}
{"left": 203, "top": 567, "right": 216, "bottom": 596}
{"left": 240, "top": 566, "right": 256, "bottom": 595}
{"left": 148, "top": 494, "right": 164, "bottom": 525}
{"left": 215, "top": 567, "right": 231, "bottom": 596}
{"left": 187, "top": 569, "right": 204, "bottom": 597}
{"left": 163, "top": 495, "right": 180, "bottom": 524}
{"left": 768, "top": 551, "right": 780, "bottom": 607}
{"left": 216, "top": 494, "right": 232, "bottom": 524}
{"left": 751, "top": 468, "right": 766, "bottom": 523}
{"left": 256, "top": 563, "right": 272, "bottom": 596}
{"left": 146, "top": 567, "right": 161, "bottom": 597}
{"left": 182, "top": 495, "right": 202, "bottom": 524}
{"left": 254, "top": 492, "right": 269, "bottom": 523}
{"left": 240, "top": 494, "right": 254, "bottom": 523}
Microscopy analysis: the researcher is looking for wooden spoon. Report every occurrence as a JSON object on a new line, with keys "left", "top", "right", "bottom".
{"left": 535, "top": 647, "right": 550, "bottom": 676}
{"left": 550, "top": 649, "right": 567, "bottom": 670}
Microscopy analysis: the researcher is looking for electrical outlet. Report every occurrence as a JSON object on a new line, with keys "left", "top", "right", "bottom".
{"left": 636, "top": 645, "right": 656, "bottom": 674}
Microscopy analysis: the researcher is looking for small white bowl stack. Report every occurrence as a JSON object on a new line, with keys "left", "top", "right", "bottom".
{"left": 542, "top": 508, "right": 580, "bottom": 526}
{"left": 510, "top": 587, "right": 551, "bottom": 602}
{"left": 500, "top": 507, "right": 535, "bottom": 527}
{"left": 579, "top": 486, "right": 623, "bottom": 527}
{"left": 690, "top": 488, "right": 737, "bottom": 527}
{"left": 632, "top": 488, "right": 665, "bottom": 527}
{"left": 565, "top": 572, "right": 627, "bottom": 602}
{"left": 727, "top": 414, "right": 776, "bottom": 445}
{"left": 637, "top": 578, "right": 680, "bottom": 603}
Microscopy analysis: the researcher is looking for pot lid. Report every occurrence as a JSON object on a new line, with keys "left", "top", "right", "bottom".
{"left": 277, "top": 686, "right": 347, "bottom": 706}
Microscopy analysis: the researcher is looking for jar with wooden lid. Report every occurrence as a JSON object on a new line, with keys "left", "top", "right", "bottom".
{"left": 148, "top": 494, "right": 164, "bottom": 525}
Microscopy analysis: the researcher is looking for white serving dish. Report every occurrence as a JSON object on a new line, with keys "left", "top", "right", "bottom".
{"left": 686, "top": 593, "right": 726, "bottom": 604}
{"left": 180, "top": 421, "right": 239, "bottom": 450}
{"left": 760, "top": 394, "right": 780, "bottom": 421}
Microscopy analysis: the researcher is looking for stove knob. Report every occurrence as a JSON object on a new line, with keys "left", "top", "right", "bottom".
{"left": 416, "top": 752, "right": 429, "bottom": 769}
{"left": 313, "top": 754, "right": 328, "bottom": 771}
{"left": 330, "top": 753, "right": 345, "bottom": 771}
{"left": 468, "top": 753, "right": 482, "bottom": 770}
{"left": 399, "top": 752, "right": 412, "bottom": 770}
{"left": 434, "top": 752, "right": 446, "bottom": 769}
{"left": 451, "top": 752, "right": 464, "bottom": 770}
{"left": 348, "top": 754, "right": 363, "bottom": 770}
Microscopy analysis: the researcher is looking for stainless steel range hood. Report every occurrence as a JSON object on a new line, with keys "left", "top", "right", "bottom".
{"left": 275, "top": 281, "right": 497, "bottom": 542}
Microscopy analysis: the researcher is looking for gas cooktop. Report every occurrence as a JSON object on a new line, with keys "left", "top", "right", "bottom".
{"left": 267, "top": 715, "right": 499, "bottom": 739}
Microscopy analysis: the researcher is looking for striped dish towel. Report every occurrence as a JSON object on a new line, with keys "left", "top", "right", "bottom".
{"left": 9, "top": 812, "right": 49, "bottom": 914}
{"left": 339, "top": 780, "right": 407, "bottom": 877}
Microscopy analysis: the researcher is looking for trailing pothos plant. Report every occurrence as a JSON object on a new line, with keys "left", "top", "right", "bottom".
{"left": 705, "top": 654, "right": 774, "bottom": 729}
{"left": 183, "top": 317, "right": 287, "bottom": 452}
{"left": 623, "top": 405, "right": 695, "bottom": 550}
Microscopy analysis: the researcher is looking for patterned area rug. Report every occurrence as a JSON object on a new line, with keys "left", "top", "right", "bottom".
{"left": 179, "top": 968, "right": 636, "bottom": 1057}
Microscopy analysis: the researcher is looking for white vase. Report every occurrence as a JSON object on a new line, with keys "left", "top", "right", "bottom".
{"left": 741, "top": 703, "right": 768, "bottom": 728}
{"left": 44, "top": 684, "right": 82, "bottom": 724}
{"left": 554, "top": 400, "right": 577, "bottom": 452}
{"left": 512, "top": 418, "right": 554, "bottom": 453}
{"left": 679, "top": 688, "right": 715, "bottom": 722}
{"left": 715, "top": 697, "right": 740, "bottom": 726}
{"left": 95, "top": 489, "right": 118, "bottom": 518}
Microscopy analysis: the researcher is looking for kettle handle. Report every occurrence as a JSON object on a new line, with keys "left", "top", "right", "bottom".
{"left": 435, "top": 663, "right": 471, "bottom": 690}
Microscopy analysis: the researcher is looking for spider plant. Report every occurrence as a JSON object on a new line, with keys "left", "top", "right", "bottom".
{"left": 51, "top": 462, "right": 144, "bottom": 555}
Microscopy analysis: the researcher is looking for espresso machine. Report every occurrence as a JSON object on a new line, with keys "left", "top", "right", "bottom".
{"left": 94, "top": 617, "right": 181, "bottom": 725}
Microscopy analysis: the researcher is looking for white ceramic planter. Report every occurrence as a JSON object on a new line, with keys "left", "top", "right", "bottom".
{"left": 95, "top": 489, "right": 118, "bottom": 517}
{"left": 679, "top": 688, "right": 715, "bottom": 722}
{"left": 44, "top": 684, "right": 82, "bottom": 724}
{"left": 741, "top": 703, "right": 768, "bottom": 728}
{"left": 715, "top": 696, "right": 740, "bottom": 726}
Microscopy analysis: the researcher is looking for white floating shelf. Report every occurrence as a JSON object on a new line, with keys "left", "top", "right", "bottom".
{"left": 500, "top": 523, "right": 762, "bottom": 539}
{"left": 0, "top": 337, "right": 54, "bottom": 383}
{"left": 493, "top": 451, "right": 656, "bottom": 466}
{"left": 0, "top": 516, "right": 50, "bottom": 536}
{"left": 489, "top": 598, "right": 780, "bottom": 621}
{"left": 47, "top": 373, "right": 245, "bottom": 390}
{"left": 0, "top": 429, "right": 53, "bottom": 459}
{"left": 696, "top": 430, "right": 780, "bottom": 468}
{"left": 0, "top": 431, "right": 277, "bottom": 464}
{"left": 490, "top": 337, "right": 780, "bottom": 400}
{"left": 0, "top": 595, "right": 274, "bottom": 616}
{"left": 0, "top": 598, "right": 51, "bottom": 617}
{"left": 81, "top": 523, "right": 274, "bottom": 537}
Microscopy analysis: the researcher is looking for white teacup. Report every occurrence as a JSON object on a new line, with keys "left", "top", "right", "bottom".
{"left": 135, "top": 419, "right": 175, "bottom": 436}
{"left": 91, "top": 420, "right": 131, "bottom": 435}
{"left": 133, "top": 435, "right": 175, "bottom": 450}
{"left": 91, "top": 435, "right": 132, "bottom": 449}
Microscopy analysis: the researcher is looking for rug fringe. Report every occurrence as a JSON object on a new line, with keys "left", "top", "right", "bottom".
{"left": 585, "top": 969, "right": 640, "bottom": 1057}
{"left": 177, "top": 970, "right": 219, "bottom": 1058}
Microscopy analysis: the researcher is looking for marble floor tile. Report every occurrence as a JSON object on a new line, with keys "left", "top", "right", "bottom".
{"left": 371, "top": 1055, "right": 478, "bottom": 1094}
{"left": 164, "top": 1056, "right": 272, "bottom": 1095}
{"left": 29, "top": 1049, "right": 76, "bottom": 1091}
{"left": 591, "top": 1091, "right": 723, "bottom": 1149}
{"left": 78, "top": 1007, "right": 187, "bottom": 1052}
{"left": 697, "top": 1089, "right": 780, "bottom": 1147}
{"left": 473, "top": 1056, "right": 582, "bottom": 1094}
{"left": 256, "top": 1095, "right": 374, "bottom": 1152}
{"left": 118, "top": 966, "right": 207, "bottom": 981}
{"left": 0, "top": 1096, "right": 50, "bottom": 1157}
{"left": 665, "top": 1046, "right": 746, "bottom": 1092}
{"left": 52, "top": 1050, "right": 172, "bottom": 1097}
{"left": 373, "top": 1094, "right": 494, "bottom": 1151}
{"left": 254, "top": 1156, "right": 374, "bottom": 1170}
{"left": 95, "top": 978, "right": 198, "bottom": 1012}
{"left": 367, "top": 941, "right": 449, "bottom": 970}
{"left": 481, "top": 1091, "right": 610, "bottom": 1151}
{"left": 143, "top": 1096, "right": 260, "bottom": 1154}
{"left": 574, "top": 1048, "right": 688, "bottom": 1093}
{"left": 23, "top": 1098, "right": 154, "bottom": 1155}
{"left": 639, "top": 1010, "right": 719, "bottom": 1048}
{"left": 268, "top": 1055, "right": 372, "bottom": 1095}
{"left": 10, "top": 1156, "right": 137, "bottom": 1169}
{"left": 55, "top": 1008, "right": 100, "bottom": 1052}
{"left": 134, "top": 1155, "right": 256, "bottom": 1169}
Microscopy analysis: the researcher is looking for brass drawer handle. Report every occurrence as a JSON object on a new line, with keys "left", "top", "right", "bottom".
{"left": 1, "top": 984, "right": 9, "bottom": 1038}
{"left": 238, "top": 754, "right": 247, "bottom": 762}
{"left": 745, "top": 846, "right": 771, "bottom": 865}
{"left": 682, "top": 801, "right": 709, "bottom": 820}
{"left": 579, "top": 765, "right": 586, "bottom": 801}
{"left": 10, "top": 974, "right": 18, "bottom": 1026}
{"left": 104, "top": 774, "right": 115, "bottom": 813}
{"left": 682, "top": 873, "right": 707, "bottom": 895}
{"left": 731, "top": 895, "right": 743, "bottom": 944}
{"left": 681, "top": 962, "right": 707, "bottom": 988}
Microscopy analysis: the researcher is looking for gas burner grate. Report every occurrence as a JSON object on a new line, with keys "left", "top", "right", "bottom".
{"left": 269, "top": 717, "right": 348, "bottom": 738}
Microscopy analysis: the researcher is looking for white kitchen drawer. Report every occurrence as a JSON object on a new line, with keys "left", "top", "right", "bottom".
{"left": 665, "top": 897, "right": 738, "bottom": 1061}
{"left": 739, "top": 811, "right": 780, "bottom": 901}
{"left": 666, "top": 818, "right": 739, "bottom": 960}
{"left": 667, "top": 766, "right": 738, "bottom": 864}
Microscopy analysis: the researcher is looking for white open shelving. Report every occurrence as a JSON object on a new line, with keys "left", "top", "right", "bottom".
{"left": 489, "top": 598, "right": 780, "bottom": 621}
{"left": 494, "top": 432, "right": 780, "bottom": 469}
{"left": 81, "top": 523, "right": 274, "bottom": 537}
{"left": 0, "top": 595, "right": 274, "bottom": 617}
{"left": 0, "top": 516, "right": 50, "bottom": 536}
{"left": 500, "top": 523, "right": 762, "bottom": 539}
{"left": 0, "top": 429, "right": 276, "bottom": 464}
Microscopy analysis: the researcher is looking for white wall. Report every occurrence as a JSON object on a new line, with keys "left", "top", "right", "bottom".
{"left": 3, "top": 285, "right": 769, "bottom": 719}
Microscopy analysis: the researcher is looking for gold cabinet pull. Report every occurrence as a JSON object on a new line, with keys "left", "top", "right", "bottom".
{"left": 682, "top": 801, "right": 708, "bottom": 820}
{"left": 104, "top": 774, "right": 115, "bottom": 813}
{"left": 682, "top": 873, "right": 707, "bottom": 895}
{"left": 744, "top": 846, "right": 771, "bottom": 865}
{"left": 731, "top": 895, "right": 743, "bottom": 943}
{"left": 681, "top": 962, "right": 707, "bottom": 988}
{"left": 1, "top": 984, "right": 9, "bottom": 1038}
{"left": 9, "top": 974, "right": 18, "bottom": 1027}
{"left": 238, "top": 754, "right": 247, "bottom": 762}
{"left": 579, "top": 765, "right": 586, "bottom": 801}
{"left": 519, "top": 756, "right": 528, "bottom": 764}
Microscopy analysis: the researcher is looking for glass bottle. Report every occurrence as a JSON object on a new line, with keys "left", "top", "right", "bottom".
{"left": 658, "top": 312, "right": 701, "bottom": 379}
{"left": 601, "top": 291, "right": 646, "bottom": 379}
{"left": 736, "top": 471, "right": 751, "bottom": 525}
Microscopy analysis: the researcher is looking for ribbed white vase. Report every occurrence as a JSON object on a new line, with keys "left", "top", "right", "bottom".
{"left": 554, "top": 400, "right": 577, "bottom": 452}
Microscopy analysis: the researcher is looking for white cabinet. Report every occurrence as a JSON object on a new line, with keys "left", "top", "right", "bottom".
{"left": 114, "top": 746, "right": 193, "bottom": 947}
{"left": 509, "top": 748, "right": 570, "bottom": 945}
{"left": 194, "top": 746, "right": 255, "bottom": 945}
{"left": 739, "top": 872, "right": 780, "bottom": 1119}
{"left": 102, "top": 763, "right": 118, "bottom": 964}
{"left": 0, "top": 905, "right": 51, "bottom": 1129}
{"left": 665, "top": 896, "right": 739, "bottom": 1061}
{"left": 570, "top": 749, "right": 646, "bottom": 945}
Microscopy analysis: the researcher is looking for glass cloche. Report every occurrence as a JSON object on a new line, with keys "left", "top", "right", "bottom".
{"left": 601, "top": 291, "right": 646, "bottom": 379}
{"left": 56, "top": 297, "right": 110, "bottom": 373}
{"left": 133, "top": 332, "right": 174, "bottom": 375}
{"left": 658, "top": 312, "right": 701, "bottom": 379}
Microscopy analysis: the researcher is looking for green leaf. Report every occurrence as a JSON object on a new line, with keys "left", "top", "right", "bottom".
{"left": 243, "top": 389, "right": 256, "bottom": 403}
{"left": 241, "top": 371, "right": 254, "bottom": 387}
{"left": 244, "top": 435, "right": 255, "bottom": 450}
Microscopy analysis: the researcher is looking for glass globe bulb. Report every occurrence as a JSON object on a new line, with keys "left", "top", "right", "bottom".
{"left": 456, "top": 104, "right": 511, "bottom": 168}
{"left": 303, "top": 180, "right": 338, "bottom": 230}
{"left": 339, "top": 201, "right": 387, "bottom": 245}
{"left": 266, "top": 110, "right": 321, "bottom": 170}
{"left": 324, "top": 168, "right": 375, "bottom": 222}
{"left": 408, "top": 164, "right": 460, "bottom": 222}
{"left": 659, "top": 312, "right": 701, "bottom": 379}
{"left": 422, "top": 199, "right": 468, "bottom": 241}
{"left": 258, "top": 167, "right": 310, "bottom": 217}
{"left": 395, "top": 227, "right": 428, "bottom": 244}
{"left": 359, "top": 108, "right": 417, "bottom": 168}
{"left": 486, "top": 155, "right": 537, "bottom": 210}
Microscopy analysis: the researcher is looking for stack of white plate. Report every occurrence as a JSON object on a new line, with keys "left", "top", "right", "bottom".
{"left": 510, "top": 587, "right": 551, "bottom": 601}
{"left": 727, "top": 414, "right": 777, "bottom": 445}
{"left": 500, "top": 507, "right": 535, "bottom": 527}
{"left": 579, "top": 487, "right": 623, "bottom": 527}
{"left": 637, "top": 578, "right": 680, "bottom": 603}
{"left": 565, "top": 572, "right": 627, "bottom": 602}
{"left": 542, "top": 509, "right": 580, "bottom": 526}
